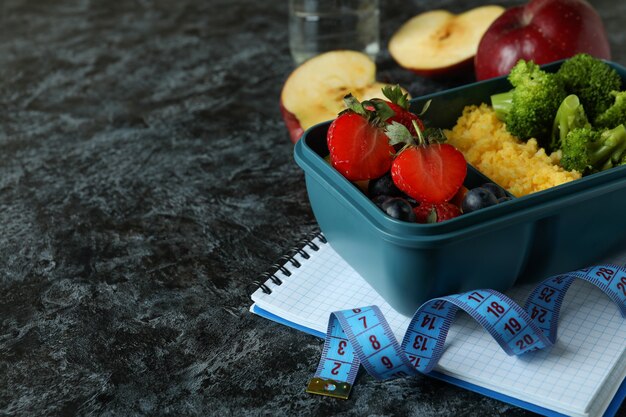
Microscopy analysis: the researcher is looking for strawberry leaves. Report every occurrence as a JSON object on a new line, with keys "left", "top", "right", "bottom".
{"left": 382, "top": 84, "right": 411, "bottom": 110}
{"left": 341, "top": 94, "right": 395, "bottom": 127}
{"left": 386, "top": 121, "right": 415, "bottom": 147}
{"left": 386, "top": 121, "right": 448, "bottom": 148}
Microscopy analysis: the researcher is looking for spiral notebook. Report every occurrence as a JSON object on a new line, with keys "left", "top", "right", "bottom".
{"left": 249, "top": 231, "right": 626, "bottom": 417}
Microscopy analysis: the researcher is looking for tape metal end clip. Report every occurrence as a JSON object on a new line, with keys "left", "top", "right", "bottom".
{"left": 306, "top": 377, "right": 352, "bottom": 400}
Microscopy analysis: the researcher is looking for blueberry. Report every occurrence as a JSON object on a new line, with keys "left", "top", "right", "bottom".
{"left": 372, "top": 195, "right": 393, "bottom": 209}
{"left": 481, "top": 182, "right": 507, "bottom": 199}
{"left": 381, "top": 197, "right": 416, "bottom": 222}
{"left": 461, "top": 187, "right": 499, "bottom": 213}
{"left": 403, "top": 195, "right": 419, "bottom": 207}
{"left": 368, "top": 172, "right": 402, "bottom": 198}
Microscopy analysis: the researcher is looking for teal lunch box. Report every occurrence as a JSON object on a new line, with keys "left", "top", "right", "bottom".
{"left": 293, "top": 60, "right": 626, "bottom": 316}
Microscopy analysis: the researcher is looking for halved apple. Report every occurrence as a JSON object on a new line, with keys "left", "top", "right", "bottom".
{"left": 388, "top": 6, "right": 505, "bottom": 78}
{"left": 280, "top": 50, "right": 394, "bottom": 144}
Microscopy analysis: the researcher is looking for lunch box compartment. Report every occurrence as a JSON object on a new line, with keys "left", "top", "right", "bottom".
{"left": 294, "top": 60, "right": 626, "bottom": 316}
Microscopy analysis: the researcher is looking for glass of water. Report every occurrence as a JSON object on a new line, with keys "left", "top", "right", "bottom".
{"left": 288, "top": 0, "right": 380, "bottom": 65}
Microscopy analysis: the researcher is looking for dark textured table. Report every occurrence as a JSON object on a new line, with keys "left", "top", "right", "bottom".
{"left": 1, "top": 1, "right": 625, "bottom": 416}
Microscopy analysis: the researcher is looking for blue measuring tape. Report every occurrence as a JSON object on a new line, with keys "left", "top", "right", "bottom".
{"left": 306, "top": 264, "right": 626, "bottom": 399}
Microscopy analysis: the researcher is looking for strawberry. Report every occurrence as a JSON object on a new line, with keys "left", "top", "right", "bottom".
{"left": 387, "top": 121, "right": 467, "bottom": 204}
{"left": 327, "top": 94, "right": 395, "bottom": 181}
{"left": 380, "top": 85, "right": 424, "bottom": 135}
{"left": 413, "top": 202, "right": 462, "bottom": 224}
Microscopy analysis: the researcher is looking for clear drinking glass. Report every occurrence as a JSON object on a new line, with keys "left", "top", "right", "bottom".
{"left": 288, "top": 0, "right": 380, "bottom": 65}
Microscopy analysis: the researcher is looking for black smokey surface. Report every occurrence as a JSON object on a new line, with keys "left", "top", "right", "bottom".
{"left": 1, "top": 0, "right": 625, "bottom": 416}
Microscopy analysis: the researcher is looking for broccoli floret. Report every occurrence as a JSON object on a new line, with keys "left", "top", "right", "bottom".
{"left": 550, "top": 94, "right": 590, "bottom": 151}
{"left": 556, "top": 53, "right": 622, "bottom": 120}
{"left": 490, "top": 59, "right": 567, "bottom": 150}
{"left": 560, "top": 124, "right": 626, "bottom": 173}
{"left": 594, "top": 91, "right": 626, "bottom": 129}
{"left": 560, "top": 128, "right": 599, "bottom": 172}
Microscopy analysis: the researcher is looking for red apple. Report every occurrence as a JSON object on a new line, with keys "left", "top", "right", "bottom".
{"left": 279, "top": 101, "right": 304, "bottom": 144}
{"left": 280, "top": 50, "right": 395, "bottom": 144}
{"left": 475, "top": 0, "right": 611, "bottom": 80}
{"left": 388, "top": 6, "right": 504, "bottom": 78}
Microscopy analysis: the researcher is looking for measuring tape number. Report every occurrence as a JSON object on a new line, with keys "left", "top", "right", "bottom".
{"left": 306, "top": 264, "right": 626, "bottom": 399}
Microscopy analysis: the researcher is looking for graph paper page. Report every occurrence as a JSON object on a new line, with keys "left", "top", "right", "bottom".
{"left": 437, "top": 281, "right": 625, "bottom": 417}
{"left": 250, "top": 238, "right": 626, "bottom": 417}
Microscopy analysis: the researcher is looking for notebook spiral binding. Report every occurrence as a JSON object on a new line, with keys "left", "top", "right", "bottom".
{"left": 251, "top": 229, "right": 327, "bottom": 295}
